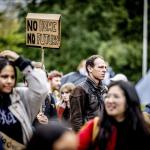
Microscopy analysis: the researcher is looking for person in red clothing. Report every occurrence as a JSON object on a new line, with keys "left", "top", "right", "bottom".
{"left": 57, "top": 83, "right": 75, "bottom": 124}
{"left": 78, "top": 80, "right": 150, "bottom": 150}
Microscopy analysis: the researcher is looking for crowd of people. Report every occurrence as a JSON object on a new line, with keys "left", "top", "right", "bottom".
{"left": 0, "top": 50, "right": 150, "bottom": 150}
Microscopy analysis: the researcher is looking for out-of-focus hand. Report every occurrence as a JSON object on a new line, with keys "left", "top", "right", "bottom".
{"left": 31, "top": 61, "right": 44, "bottom": 69}
{"left": 0, "top": 50, "right": 19, "bottom": 61}
{"left": 36, "top": 112, "right": 48, "bottom": 124}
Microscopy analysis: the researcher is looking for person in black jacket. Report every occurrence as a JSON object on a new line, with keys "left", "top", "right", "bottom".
{"left": 70, "top": 55, "right": 107, "bottom": 132}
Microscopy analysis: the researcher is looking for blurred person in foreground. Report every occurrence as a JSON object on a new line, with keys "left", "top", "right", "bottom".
{"left": 0, "top": 50, "right": 48, "bottom": 149}
{"left": 26, "top": 121, "right": 78, "bottom": 150}
{"left": 77, "top": 80, "right": 150, "bottom": 150}
{"left": 70, "top": 55, "right": 107, "bottom": 132}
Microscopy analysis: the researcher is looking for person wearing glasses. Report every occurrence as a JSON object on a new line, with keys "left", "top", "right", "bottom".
{"left": 77, "top": 81, "right": 150, "bottom": 150}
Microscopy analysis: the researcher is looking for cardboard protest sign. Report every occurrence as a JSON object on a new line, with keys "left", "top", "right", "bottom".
{"left": 26, "top": 13, "right": 61, "bottom": 48}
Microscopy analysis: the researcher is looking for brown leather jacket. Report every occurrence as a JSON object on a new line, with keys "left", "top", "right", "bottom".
{"left": 70, "top": 77, "right": 107, "bottom": 132}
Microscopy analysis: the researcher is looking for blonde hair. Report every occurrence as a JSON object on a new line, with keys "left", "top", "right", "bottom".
{"left": 77, "top": 59, "right": 86, "bottom": 71}
{"left": 60, "top": 83, "right": 75, "bottom": 94}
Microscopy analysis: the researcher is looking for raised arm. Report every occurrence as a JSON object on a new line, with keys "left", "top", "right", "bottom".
{"left": 0, "top": 50, "right": 49, "bottom": 122}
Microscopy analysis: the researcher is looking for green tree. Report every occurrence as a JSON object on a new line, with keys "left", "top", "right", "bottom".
{"left": 0, "top": 0, "right": 149, "bottom": 83}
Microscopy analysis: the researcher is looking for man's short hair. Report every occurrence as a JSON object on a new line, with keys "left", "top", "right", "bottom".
{"left": 86, "top": 55, "right": 104, "bottom": 74}
{"left": 48, "top": 70, "right": 63, "bottom": 80}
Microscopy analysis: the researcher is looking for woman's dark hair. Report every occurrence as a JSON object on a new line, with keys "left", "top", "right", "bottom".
{"left": 99, "top": 81, "right": 149, "bottom": 149}
{"left": 0, "top": 56, "right": 17, "bottom": 86}
{"left": 26, "top": 121, "right": 69, "bottom": 150}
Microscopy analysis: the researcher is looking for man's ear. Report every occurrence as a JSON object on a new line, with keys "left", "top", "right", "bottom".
{"left": 87, "top": 65, "right": 93, "bottom": 73}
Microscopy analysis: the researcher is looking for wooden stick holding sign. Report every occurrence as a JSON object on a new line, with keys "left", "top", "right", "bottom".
{"left": 41, "top": 47, "right": 45, "bottom": 70}
{"left": 26, "top": 13, "right": 61, "bottom": 68}
{"left": 26, "top": 13, "right": 61, "bottom": 113}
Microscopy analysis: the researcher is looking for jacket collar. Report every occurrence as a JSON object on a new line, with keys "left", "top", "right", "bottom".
{"left": 86, "top": 77, "right": 103, "bottom": 90}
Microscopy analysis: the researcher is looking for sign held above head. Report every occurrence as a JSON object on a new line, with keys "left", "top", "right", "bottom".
{"left": 26, "top": 13, "right": 61, "bottom": 48}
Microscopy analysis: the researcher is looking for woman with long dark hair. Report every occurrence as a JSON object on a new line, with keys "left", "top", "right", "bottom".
{"left": 0, "top": 50, "right": 48, "bottom": 149}
{"left": 78, "top": 80, "right": 150, "bottom": 150}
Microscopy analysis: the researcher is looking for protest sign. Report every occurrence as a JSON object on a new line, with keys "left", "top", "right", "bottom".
{"left": 26, "top": 13, "right": 61, "bottom": 48}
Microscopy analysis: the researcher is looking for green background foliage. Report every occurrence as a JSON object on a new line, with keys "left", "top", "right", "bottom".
{"left": 0, "top": 0, "right": 149, "bottom": 83}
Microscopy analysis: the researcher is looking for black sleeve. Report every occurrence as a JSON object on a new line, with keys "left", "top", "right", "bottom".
{"left": 15, "top": 56, "right": 33, "bottom": 71}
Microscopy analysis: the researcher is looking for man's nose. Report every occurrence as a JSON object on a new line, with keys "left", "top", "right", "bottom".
{"left": 103, "top": 68, "right": 107, "bottom": 73}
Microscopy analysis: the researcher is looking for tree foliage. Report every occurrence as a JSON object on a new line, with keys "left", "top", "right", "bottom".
{"left": 0, "top": 0, "right": 149, "bottom": 83}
